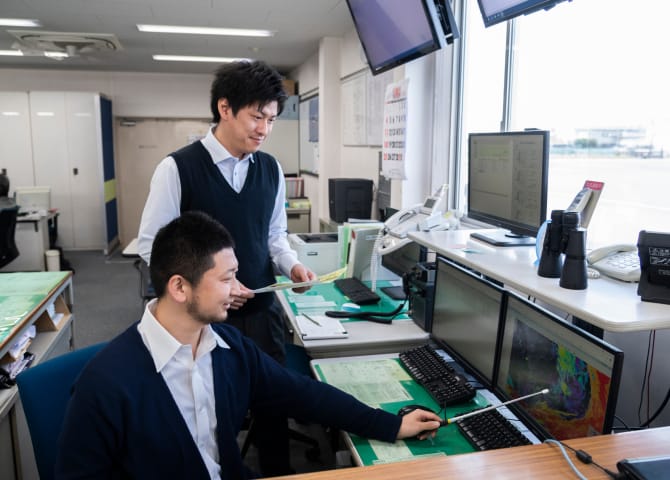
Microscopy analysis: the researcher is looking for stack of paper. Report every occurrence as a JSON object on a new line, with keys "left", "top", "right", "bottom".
{"left": 295, "top": 314, "right": 348, "bottom": 340}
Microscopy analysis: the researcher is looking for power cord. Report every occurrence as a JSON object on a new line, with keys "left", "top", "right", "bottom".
{"left": 325, "top": 298, "right": 408, "bottom": 324}
{"left": 544, "top": 439, "right": 624, "bottom": 479}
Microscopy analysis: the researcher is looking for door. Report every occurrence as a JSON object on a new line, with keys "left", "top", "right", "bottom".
{"left": 0, "top": 92, "right": 34, "bottom": 189}
{"left": 114, "top": 118, "right": 210, "bottom": 246}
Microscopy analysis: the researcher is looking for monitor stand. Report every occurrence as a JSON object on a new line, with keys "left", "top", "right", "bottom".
{"left": 470, "top": 230, "right": 536, "bottom": 247}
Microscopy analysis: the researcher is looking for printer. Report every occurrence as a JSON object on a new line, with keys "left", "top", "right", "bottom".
{"left": 288, "top": 233, "right": 341, "bottom": 275}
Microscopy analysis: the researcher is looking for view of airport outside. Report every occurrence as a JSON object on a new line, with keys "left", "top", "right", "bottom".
{"left": 460, "top": 0, "right": 669, "bottom": 248}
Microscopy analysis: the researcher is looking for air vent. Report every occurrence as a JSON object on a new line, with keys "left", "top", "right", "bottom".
{"left": 8, "top": 30, "right": 123, "bottom": 56}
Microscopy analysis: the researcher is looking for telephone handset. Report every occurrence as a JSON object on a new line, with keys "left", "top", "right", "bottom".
{"left": 587, "top": 244, "right": 641, "bottom": 282}
{"left": 378, "top": 185, "right": 449, "bottom": 255}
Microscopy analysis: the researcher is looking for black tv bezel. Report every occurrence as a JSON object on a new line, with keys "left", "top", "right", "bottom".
{"left": 495, "top": 292, "right": 624, "bottom": 440}
{"left": 346, "top": 0, "right": 459, "bottom": 76}
{"left": 467, "top": 130, "right": 550, "bottom": 241}
{"left": 430, "top": 256, "right": 506, "bottom": 390}
{"left": 476, "top": 0, "right": 568, "bottom": 28}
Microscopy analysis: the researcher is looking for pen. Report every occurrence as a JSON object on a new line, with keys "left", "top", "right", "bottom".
{"left": 302, "top": 313, "right": 321, "bottom": 326}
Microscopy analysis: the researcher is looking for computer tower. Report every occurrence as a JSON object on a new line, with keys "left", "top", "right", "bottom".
{"left": 328, "top": 178, "right": 373, "bottom": 223}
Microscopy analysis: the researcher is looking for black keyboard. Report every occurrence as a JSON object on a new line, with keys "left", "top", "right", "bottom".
{"left": 334, "top": 277, "right": 381, "bottom": 305}
{"left": 456, "top": 407, "right": 532, "bottom": 451}
{"left": 398, "top": 345, "right": 476, "bottom": 407}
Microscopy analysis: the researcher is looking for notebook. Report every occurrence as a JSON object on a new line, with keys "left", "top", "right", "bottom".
{"left": 295, "top": 314, "right": 348, "bottom": 340}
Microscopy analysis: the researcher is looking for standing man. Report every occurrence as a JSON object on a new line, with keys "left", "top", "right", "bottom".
{"left": 137, "top": 60, "right": 316, "bottom": 476}
{"left": 57, "top": 212, "right": 442, "bottom": 480}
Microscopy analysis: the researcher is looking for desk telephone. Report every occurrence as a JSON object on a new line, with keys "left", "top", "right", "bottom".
{"left": 587, "top": 244, "right": 641, "bottom": 282}
{"left": 378, "top": 185, "right": 451, "bottom": 255}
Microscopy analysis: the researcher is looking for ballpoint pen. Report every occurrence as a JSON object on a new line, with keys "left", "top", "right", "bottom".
{"left": 302, "top": 313, "right": 321, "bottom": 326}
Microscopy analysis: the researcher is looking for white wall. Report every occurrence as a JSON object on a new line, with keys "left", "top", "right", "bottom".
{"left": 0, "top": 69, "right": 211, "bottom": 118}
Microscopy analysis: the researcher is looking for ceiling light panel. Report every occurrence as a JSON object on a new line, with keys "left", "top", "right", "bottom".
{"left": 138, "top": 24, "right": 274, "bottom": 37}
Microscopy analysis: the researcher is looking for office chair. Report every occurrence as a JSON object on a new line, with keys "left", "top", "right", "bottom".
{"left": 0, "top": 204, "right": 20, "bottom": 268}
{"left": 241, "top": 343, "right": 321, "bottom": 462}
{"left": 15, "top": 342, "right": 107, "bottom": 480}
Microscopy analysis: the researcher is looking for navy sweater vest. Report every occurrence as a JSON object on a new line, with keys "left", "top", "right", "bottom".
{"left": 172, "top": 142, "right": 279, "bottom": 313}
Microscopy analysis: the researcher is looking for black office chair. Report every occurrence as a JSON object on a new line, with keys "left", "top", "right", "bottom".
{"left": 241, "top": 343, "right": 321, "bottom": 462}
{"left": 0, "top": 205, "right": 20, "bottom": 268}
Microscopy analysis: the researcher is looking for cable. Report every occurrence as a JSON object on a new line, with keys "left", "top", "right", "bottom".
{"left": 637, "top": 330, "right": 655, "bottom": 424}
{"left": 324, "top": 299, "right": 408, "bottom": 324}
{"left": 543, "top": 439, "right": 588, "bottom": 480}
{"left": 545, "top": 439, "right": 623, "bottom": 479}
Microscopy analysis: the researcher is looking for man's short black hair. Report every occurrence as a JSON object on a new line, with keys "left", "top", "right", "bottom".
{"left": 150, "top": 211, "right": 235, "bottom": 298}
{"left": 0, "top": 173, "right": 9, "bottom": 197}
{"left": 210, "top": 60, "right": 288, "bottom": 123}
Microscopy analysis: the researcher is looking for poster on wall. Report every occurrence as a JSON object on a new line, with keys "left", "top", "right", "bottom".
{"left": 381, "top": 79, "right": 409, "bottom": 180}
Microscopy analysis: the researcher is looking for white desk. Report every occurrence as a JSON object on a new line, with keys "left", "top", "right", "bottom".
{"left": 276, "top": 286, "right": 430, "bottom": 359}
{"left": 409, "top": 229, "right": 670, "bottom": 333}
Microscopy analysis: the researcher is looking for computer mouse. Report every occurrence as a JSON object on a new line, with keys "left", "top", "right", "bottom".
{"left": 396, "top": 404, "right": 436, "bottom": 417}
{"left": 342, "top": 302, "right": 361, "bottom": 312}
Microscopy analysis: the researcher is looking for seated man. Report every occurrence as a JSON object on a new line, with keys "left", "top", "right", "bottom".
{"left": 56, "top": 211, "right": 442, "bottom": 479}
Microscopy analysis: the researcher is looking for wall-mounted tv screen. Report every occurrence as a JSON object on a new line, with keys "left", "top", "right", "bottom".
{"left": 467, "top": 130, "right": 549, "bottom": 246}
{"left": 346, "top": 0, "right": 459, "bottom": 76}
{"left": 476, "top": 0, "right": 570, "bottom": 28}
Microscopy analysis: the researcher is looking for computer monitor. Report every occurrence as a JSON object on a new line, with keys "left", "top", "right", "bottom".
{"left": 431, "top": 256, "right": 505, "bottom": 387}
{"left": 467, "top": 130, "right": 549, "bottom": 246}
{"left": 346, "top": 0, "right": 459, "bottom": 76}
{"left": 476, "top": 0, "right": 571, "bottom": 28}
{"left": 14, "top": 186, "right": 51, "bottom": 214}
{"left": 496, "top": 294, "right": 623, "bottom": 440}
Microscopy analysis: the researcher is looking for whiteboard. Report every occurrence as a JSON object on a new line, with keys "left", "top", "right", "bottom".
{"left": 341, "top": 69, "right": 394, "bottom": 146}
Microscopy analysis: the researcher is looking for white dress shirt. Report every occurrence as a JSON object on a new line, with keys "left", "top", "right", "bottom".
{"left": 137, "top": 299, "right": 229, "bottom": 479}
{"left": 137, "top": 127, "right": 300, "bottom": 276}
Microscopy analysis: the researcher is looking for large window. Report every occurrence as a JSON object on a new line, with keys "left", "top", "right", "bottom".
{"left": 458, "top": 0, "right": 670, "bottom": 247}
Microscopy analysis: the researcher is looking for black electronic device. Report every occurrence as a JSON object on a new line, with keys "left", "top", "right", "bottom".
{"left": 333, "top": 276, "right": 380, "bottom": 305}
{"left": 407, "top": 261, "right": 436, "bottom": 332}
{"left": 381, "top": 241, "right": 427, "bottom": 277}
{"left": 617, "top": 455, "right": 670, "bottom": 480}
{"left": 431, "top": 257, "right": 505, "bottom": 388}
{"left": 398, "top": 344, "right": 476, "bottom": 407}
{"left": 328, "top": 178, "right": 373, "bottom": 223}
{"left": 476, "top": 0, "right": 571, "bottom": 28}
{"left": 637, "top": 230, "right": 670, "bottom": 305}
{"left": 455, "top": 407, "right": 532, "bottom": 451}
{"left": 467, "top": 130, "right": 549, "bottom": 247}
{"left": 396, "top": 404, "right": 437, "bottom": 417}
{"left": 495, "top": 293, "right": 624, "bottom": 440}
{"left": 346, "top": 0, "right": 459, "bottom": 76}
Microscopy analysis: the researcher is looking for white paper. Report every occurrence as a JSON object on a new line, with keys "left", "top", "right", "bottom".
{"left": 295, "top": 314, "right": 348, "bottom": 340}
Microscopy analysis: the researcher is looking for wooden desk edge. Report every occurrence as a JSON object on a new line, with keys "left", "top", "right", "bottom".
{"left": 274, "top": 427, "right": 670, "bottom": 479}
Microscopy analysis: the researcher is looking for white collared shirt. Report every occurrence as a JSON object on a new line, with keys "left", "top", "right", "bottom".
{"left": 137, "top": 299, "right": 229, "bottom": 479}
{"left": 136, "top": 127, "right": 299, "bottom": 275}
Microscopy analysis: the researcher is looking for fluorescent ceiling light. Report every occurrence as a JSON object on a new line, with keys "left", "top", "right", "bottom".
{"left": 44, "top": 51, "right": 68, "bottom": 58}
{"left": 0, "top": 50, "right": 23, "bottom": 56}
{"left": 153, "top": 55, "right": 251, "bottom": 63}
{"left": 138, "top": 24, "right": 274, "bottom": 37}
{"left": 0, "top": 18, "right": 41, "bottom": 27}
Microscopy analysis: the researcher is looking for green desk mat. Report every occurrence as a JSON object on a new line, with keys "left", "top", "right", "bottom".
{"left": 282, "top": 280, "right": 410, "bottom": 322}
{"left": 0, "top": 271, "right": 70, "bottom": 344}
{"left": 314, "top": 357, "right": 488, "bottom": 465}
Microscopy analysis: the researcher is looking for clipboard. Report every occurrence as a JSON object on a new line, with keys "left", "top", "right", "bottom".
{"left": 295, "top": 314, "right": 348, "bottom": 340}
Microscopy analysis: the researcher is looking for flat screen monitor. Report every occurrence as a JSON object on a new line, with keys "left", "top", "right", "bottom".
{"left": 496, "top": 294, "right": 623, "bottom": 440}
{"left": 467, "top": 130, "right": 549, "bottom": 246}
{"left": 431, "top": 256, "right": 505, "bottom": 387}
{"left": 476, "top": 0, "right": 570, "bottom": 28}
{"left": 14, "top": 186, "right": 51, "bottom": 214}
{"left": 346, "top": 0, "right": 459, "bottom": 76}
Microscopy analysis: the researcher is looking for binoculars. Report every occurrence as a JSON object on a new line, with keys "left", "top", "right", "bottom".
{"left": 537, "top": 209, "right": 588, "bottom": 290}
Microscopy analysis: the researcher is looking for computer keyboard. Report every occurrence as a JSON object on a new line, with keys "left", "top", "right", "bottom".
{"left": 398, "top": 345, "right": 476, "bottom": 407}
{"left": 334, "top": 277, "right": 381, "bottom": 305}
{"left": 455, "top": 407, "right": 532, "bottom": 451}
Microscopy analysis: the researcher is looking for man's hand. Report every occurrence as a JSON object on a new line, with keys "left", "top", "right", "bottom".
{"left": 396, "top": 409, "right": 443, "bottom": 441}
{"left": 290, "top": 264, "right": 317, "bottom": 293}
{"left": 230, "top": 280, "right": 254, "bottom": 310}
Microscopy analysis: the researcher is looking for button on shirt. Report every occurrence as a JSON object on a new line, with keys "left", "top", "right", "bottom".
{"left": 137, "top": 299, "right": 229, "bottom": 479}
{"left": 136, "top": 127, "right": 299, "bottom": 275}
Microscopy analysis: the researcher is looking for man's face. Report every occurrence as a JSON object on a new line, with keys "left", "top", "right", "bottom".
{"left": 186, "top": 248, "right": 240, "bottom": 325}
{"left": 218, "top": 100, "right": 278, "bottom": 158}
